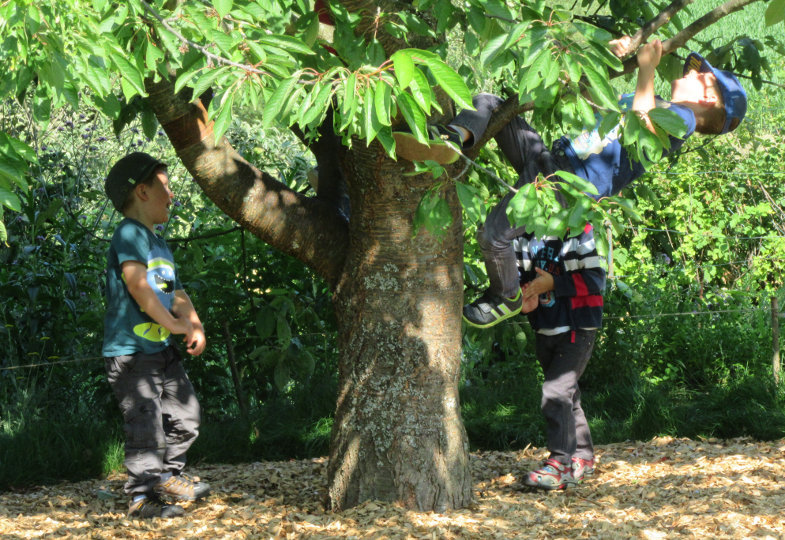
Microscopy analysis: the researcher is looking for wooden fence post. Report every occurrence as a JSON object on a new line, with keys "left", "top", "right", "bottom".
{"left": 772, "top": 296, "right": 781, "bottom": 386}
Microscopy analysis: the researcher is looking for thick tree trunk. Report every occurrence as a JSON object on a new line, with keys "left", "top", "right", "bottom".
{"left": 147, "top": 77, "right": 472, "bottom": 512}
{"left": 327, "top": 145, "right": 472, "bottom": 511}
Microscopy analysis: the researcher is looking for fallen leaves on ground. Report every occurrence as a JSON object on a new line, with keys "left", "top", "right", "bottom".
{"left": 2, "top": 436, "right": 784, "bottom": 539}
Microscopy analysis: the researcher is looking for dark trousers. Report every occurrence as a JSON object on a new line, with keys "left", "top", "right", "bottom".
{"left": 451, "top": 93, "right": 572, "bottom": 297}
{"left": 105, "top": 345, "right": 201, "bottom": 495}
{"left": 534, "top": 330, "right": 596, "bottom": 464}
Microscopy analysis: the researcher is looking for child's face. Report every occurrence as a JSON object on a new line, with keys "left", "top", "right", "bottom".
{"left": 146, "top": 169, "right": 174, "bottom": 224}
{"left": 671, "top": 69, "right": 723, "bottom": 106}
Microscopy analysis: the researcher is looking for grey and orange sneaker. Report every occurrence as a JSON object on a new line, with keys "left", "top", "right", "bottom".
{"left": 128, "top": 494, "right": 184, "bottom": 519}
{"left": 571, "top": 456, "right": 595, "bottom": 484}
{"left": 155, "top": 473, "right": 211, "bottom": 502}
{"left": 393, "top": 125, "right": 462, "bottom": 164}
{"left": 463, "top": 288, "right": 523, "bottom": 328}
{"left": 523, "top": 458, "right": 575, "bottom": 490}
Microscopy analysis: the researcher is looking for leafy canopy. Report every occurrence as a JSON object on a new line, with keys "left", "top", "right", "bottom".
{"left": 0, "top": 0, "right": 781, "bottom": 246}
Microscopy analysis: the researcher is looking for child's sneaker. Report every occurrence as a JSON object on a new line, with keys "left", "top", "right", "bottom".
{"left": 393, "top": 125, "right": 462, "bottom": 164}
{"left": 462, "top": 288, "right": 523, "bottom": 328}
{"left": 571, "top": 456, "right": 595, "bottom": 484}
{"left": 523, "top": 458, "right": 575, "bottom": 490}
{"left": 155, "top": 473, "right": 211, "bottom": 501}
{"left": 128, "top": 494, "right": 184, "bottom": 519}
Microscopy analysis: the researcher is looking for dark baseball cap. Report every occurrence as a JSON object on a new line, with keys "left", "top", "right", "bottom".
{"left": 683, "top": 53, "right": 747, "bottom": 134}
{"left": 104, "top": 152, "right": 167, "bottom": 211}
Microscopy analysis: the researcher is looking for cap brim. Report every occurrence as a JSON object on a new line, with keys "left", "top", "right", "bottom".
{"left": 683, "top": 52, "right": 745, "bottom": 134}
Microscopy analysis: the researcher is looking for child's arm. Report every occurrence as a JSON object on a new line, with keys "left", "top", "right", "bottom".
{"left": 522, "top": 229, "right": 606, "bottom": 301}
{"left": 122, "top": 260, "right": 193, "bottom": 337}
{"left": 522, "top": 267, "right": 555, "bottom": 300}
{"left": 632, "top": 39, "right": 662, "bottom": 133}
{"left": 172, "top": 290, "right": 207, "bottom": 356}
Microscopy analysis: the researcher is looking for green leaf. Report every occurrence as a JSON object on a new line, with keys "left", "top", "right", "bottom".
{"left": 554, "top": 170, "right": 599, "bottom": 196}
{"left": 395, "top": 90, "right": 427, "bottom": 142}
{"left": 262, "top": 75, "right": 299, "bottom": 128}
{"left": 145, "top": 42, "right": 165, "bottom": 71}
{"left": 567, "top": 197, "right": 592, "bottom": 229}
{"left": 276, "top": 316, "right": 292, "bottom": 347}
{"left": 0, "top": 159, "right": 26, "bottom": 190}
{"left": 581, "top": 62, "right": 619, "bottom": 110}
{"left": 258, "top": 35, "right": 315, "bottom": 56}
{"left": 423, "top": 57, "right": 473, "bottom": 110}
{"left": 273, "top": 355, "right": 290, "bottom": 391}
{"left": 191, "top": 67, "right": 227, "bottom": 100}
{"left": 520, "top": 47, "right": 549, "bottom": 92}
{"left": 507, "top": 183, "right": 538, "bottom": 227}
{"left": 649, "top": 107, "right": 688, "bottom": 138}
{"left": 301, "top": 82, "right": 333, "bottom": 128}
{"left": 765, "top": 0, "right": 785, "bottom": 26}
{"left": 413, "top": 189, "right": 452, "bottom": 237}
{"left": 455, "top": 182, "right": 484, "bottom": 224}
{"left": 614, "top": 197, "right": 641, "bottom": 221}
{"left": 141, "top": 108, "right": 158, "bottom": 140}
{"left": 545, "top": 208, "right": 569, "bottom": 238}
{"left": 0, "top": 184, "right": 21, "bottom": 212}
{"left": 407, "top": 67, "right": 432, "bottom": 113}
{"left": 598, "top": 111, "right": 621, "bottom": 138}
{"left": 211, "top": 92, "right": 234, "bottom": 141}
{"left": 374, "top": 79, "right": 392, "bottom": 126}
{"left": 107, "top": 49, "right": 146, "bottom": 97}
{"left": 0, "top": 220, "right": 6, "bottom": 245}
{"left": 340, "top": 72, "right": 357, "bottom": 120}
{"left": 479, "top": 32, "right": 509, "bottom": 67}
{"left": 214, "top": 0, "right": 232, "bottom": 18}
{"left": 587, "top": 38, "right": 624, "bottom": 71}
{"left": 392, "top": 50, "right": 415, "bottom": 89}
{"left": 174, "top": 67, "right": 203, "bottom": 95}
{"left": 5, "top": 135, "right": 37, "bottom": 164}
{"left": 363, "top": 94, "right": 378, "bottom": 146}
{"left": 256, "top": 309, "right": 275, "bottom": 340}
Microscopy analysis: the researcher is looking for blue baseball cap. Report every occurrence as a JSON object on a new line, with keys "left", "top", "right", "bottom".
{"left": 683, "top": 53, "right": 747, "bottom": 134}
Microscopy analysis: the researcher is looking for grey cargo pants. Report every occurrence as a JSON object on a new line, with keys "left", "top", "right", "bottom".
{"left": 535, "top": 329, "right": 596, "bottom": 465}
{"left": 105, "top": 345, "right": 200, "bottom": 495}
{"left": 451, "top": 93, "right": 572, "bottom": 297}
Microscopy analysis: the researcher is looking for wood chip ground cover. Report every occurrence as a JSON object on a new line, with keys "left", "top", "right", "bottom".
{"left": 2, "top": 436, "right": 783, "bottom": 539}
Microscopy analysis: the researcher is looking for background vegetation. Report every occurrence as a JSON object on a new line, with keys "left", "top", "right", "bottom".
{"left": 2, "top": 0, "right": 785, "bottom": 490}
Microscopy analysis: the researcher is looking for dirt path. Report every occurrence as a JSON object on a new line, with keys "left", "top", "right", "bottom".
{"left": 1, "top": 436, "right": 783, "bottom": 539}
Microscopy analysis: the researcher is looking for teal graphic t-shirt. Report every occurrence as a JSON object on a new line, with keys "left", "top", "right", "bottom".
{"left": 102, "top": 218, "right": 182, "bottom": 356}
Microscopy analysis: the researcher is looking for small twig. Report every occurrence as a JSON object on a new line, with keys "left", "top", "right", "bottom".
{"left": 139, "top": 0, "right": 271, "bottom": 76}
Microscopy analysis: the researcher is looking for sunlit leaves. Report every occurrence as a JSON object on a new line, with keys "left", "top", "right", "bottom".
{"left": 765, "top": 0, "right": 785, "bottom": 27}
{"left": 413, "top": 185, "right": 453, "bottom": 237}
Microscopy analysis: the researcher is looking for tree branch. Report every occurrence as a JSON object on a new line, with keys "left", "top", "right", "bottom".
{"left": 614, "top": 0, "right": 763, "bottom": 77}
{"left": 617, "top": 0, "right": 694, "bottom": 58}
{"left": 140, "top": 0, "right": 271, "bottom": 76}
{"left": 145, "top": 76, "right": 350, "bottom": 287}
{"left": 472, "top": 0, "right": 764, "bottom": 153}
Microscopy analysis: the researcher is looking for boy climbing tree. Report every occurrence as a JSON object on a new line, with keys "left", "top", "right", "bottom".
{"left": 394, "top": 37, "right": 746, "bottom": 327}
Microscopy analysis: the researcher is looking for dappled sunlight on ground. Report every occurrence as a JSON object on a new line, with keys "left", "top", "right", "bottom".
{"left": 1, "top": 436, "right": 783, "bottom": 538}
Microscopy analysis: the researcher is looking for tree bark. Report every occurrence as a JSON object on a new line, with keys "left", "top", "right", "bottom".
{"left": 147, "top": 74, "right": 472, "bottom": 511}
{"left": 328, "top": 143, "right": 472, "bottom": 511}
{"left": 144, "top": 78, "right": 350, "bottom": 287}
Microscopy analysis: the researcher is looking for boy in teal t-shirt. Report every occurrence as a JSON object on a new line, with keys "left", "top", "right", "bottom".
{"left": 102, "top": 152, "right": 210, "bottom": 519}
